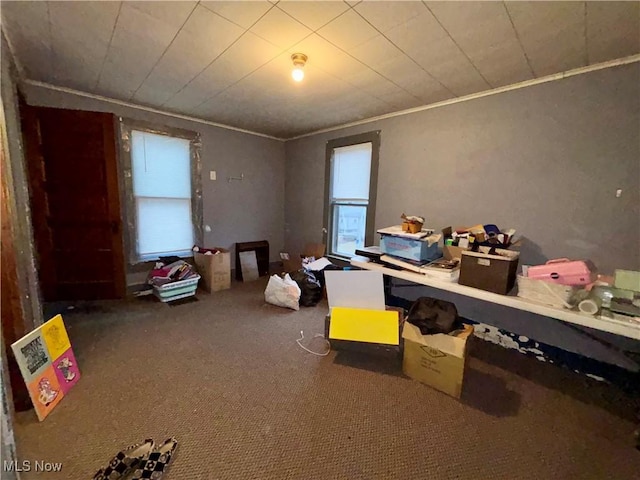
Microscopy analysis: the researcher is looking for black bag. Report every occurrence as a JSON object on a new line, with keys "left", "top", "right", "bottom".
{"left": 290, "top": 269, "right": 323, "bottom": 307}
{"left": 407, "top": 297, "right": 460, "bottom": 335}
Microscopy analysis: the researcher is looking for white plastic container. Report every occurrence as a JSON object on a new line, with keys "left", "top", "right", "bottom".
{"left": 516, "top": 275, "right": 581, "bottom": 308}
{"left": 153, "top": 275, "right": 200, "bottom": 302}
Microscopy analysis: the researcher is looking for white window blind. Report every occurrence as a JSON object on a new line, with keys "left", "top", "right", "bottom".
{"left": 131, "top": 131, "right": 193, "bottom": 259}
{"left": 331, "top": 143, "right": 372, "bottom": 200}
{"left": 329, "top": 142, "right": 372, "bottom": 257}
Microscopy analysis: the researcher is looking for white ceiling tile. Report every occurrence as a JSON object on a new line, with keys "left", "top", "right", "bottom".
{"left": 175, "top": 31, "right": 283, "bottom": 111}
{"left": 342, "top": 68, "right": 399, "bottom": 97}
{"left": 1, "top": 1, "right": 52, "bottom": 79}
{"left": 47, "top": 2, "right": 119, "bottom": 90}
{"left": 388, "top": 64, "right": 451, "bottom": 103}
{"left": 99, "top": 3, "right": 191, "bottom": 95}
{"left": 126, "top": 1, "right": 196, "bottom": 29}
{"left": 200, "top": 1, "right": 273, "bottom": 29}
{"left": 130, "top": 86, "right": 176, "bottom": 107}
{"left": 277, "top": 1, "right": 350, "bottom": 31}
{"left": 386, "top": 11, "right": 489, "bottom": 96}
{"left": 48, "top": 1, "right": 120, "bottom": 45}
{"left": 163, "top": 84, "right": 226, "bottom": 113}
{"left": 427, "top": 1, "right": 532, "bottom": 87}
{"left": 354, "top": 0, "right": 426, "bottom": 33}
{"left": 133, "top": 6, "right": 245, "bottom": 102}
{"left": 94, "top": 71, "right": 141, "bottom": 101}
{"left": 317, "top": 8, "right": 379, "bottom": 50}
{"left": 0, "top": 2, "right": 53, "bottom": 81}
{"left": 49, "top": 34, "right": 107, "bottom": 89}
{"left": 376, "top": 89, "right": 421, "bottom": 111}
{"left": 213, "top": 31, "right": 284, "bottom": 78}
{"left": 506, "top": 2, "right": 587, "bottom": 77}
{"left": 113, "top": 3, "right": 185, "bottom": 50}
{"left": 587, "top": 2, "right": 640, "bottom": 64}
{"left": 162, "top": 60, "right": 241, "bottom": 110}
{"left": 179, "top": 4, "right": 245, "bottom": 47}
{"left": 250, "top": 7, "right": 313, "bottom": 48}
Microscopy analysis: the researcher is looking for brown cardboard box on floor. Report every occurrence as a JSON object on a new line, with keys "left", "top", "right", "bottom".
{"left": 281, "top": 243, "right": 325, "bottom": 272}
{"left": 193, "top": 248, "right": 231, "bottom": 292}
{"left": 402, "top": 322, "right": 474, "bottom": 398}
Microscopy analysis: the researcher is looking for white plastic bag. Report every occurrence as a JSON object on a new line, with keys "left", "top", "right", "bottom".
{"left": 264, "top": 274, "right": 301, "bottom": 310}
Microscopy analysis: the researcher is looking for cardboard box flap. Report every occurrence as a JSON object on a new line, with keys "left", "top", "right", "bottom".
{"left": 402, "top": 322, "right": 473, "bottom": 358}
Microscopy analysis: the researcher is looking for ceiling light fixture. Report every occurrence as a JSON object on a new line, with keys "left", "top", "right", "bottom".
{"left": 291, "top": 53, "right": 308, "bottom": 82}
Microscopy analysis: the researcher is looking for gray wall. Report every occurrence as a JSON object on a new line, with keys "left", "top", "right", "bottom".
{"left": 22, "top": 83, "right": 286, "bottom": 275}
{"left": 284, "top": 63, "right": 640, "bottom": 367}
{"left": 285, "top": 63, "right": 640, "bottom": 274}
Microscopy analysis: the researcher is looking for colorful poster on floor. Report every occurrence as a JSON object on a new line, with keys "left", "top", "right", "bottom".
{"left": 11, "top": 314, "right": 81, "bottom": 421}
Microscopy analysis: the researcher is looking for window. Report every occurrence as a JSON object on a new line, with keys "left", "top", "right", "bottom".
{"left": 325, "top": 131, "right": 380, "bottom": 258}
{"left": 130, "top": 130, "right": 194, "bottom": 260}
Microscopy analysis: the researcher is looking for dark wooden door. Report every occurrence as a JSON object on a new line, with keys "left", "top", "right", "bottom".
{"left": 21, "top": 106, "right": 125, "bottom": 300}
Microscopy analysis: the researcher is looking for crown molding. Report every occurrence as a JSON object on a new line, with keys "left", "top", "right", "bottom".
{"left": 286, "top": 54, "right": 640, "bottom": 141}
{"left": 21, "top": 79, "right": 286, "bottom": 141}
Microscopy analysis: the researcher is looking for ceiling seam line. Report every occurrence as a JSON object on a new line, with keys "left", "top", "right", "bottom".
{"left": 423, "top": 2, "right": 493, "bottom": 89}
{"left": 350, "top": 6, "right": 456, "bottom": 99}
{"left": 503, "top": 1, "right": 536, "bottom": 78}
{"left": 94, "top": 1, "right": 123, "bottom": 92}
{"left": 128, "top": 2, "right": 200, "bottom": 101}
{"left": 161, "top": 3, "right": 279, "bottom": 109}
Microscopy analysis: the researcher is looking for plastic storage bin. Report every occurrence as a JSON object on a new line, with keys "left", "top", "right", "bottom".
{"left": 379, "top": 235, "right": 441, "bottom": 262}
{"left": 516, "top": 275, "right": 581, "bottom": 308}
{"left": 153, "top": 275, "right": 200, "bottom": 303}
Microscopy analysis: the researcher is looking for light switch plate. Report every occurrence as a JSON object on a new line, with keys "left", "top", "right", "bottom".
{"left": 210, "top": 171, "right": 216, "bottom": 181}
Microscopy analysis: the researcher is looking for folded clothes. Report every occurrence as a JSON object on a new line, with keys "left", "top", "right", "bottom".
{"left": 148, "top": 260, "right": 197, "bottom": 286}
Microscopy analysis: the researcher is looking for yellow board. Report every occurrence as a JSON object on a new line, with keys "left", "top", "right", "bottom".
{"left": 41, "top": 314, "right": 71, "bottom": 360}
{"left": 329, "top": 307, "right": 399, "bottom": 345}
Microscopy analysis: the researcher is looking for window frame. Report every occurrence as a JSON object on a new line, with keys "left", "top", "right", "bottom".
{"left": 323, "top": 131, "right": 380, "bottom": 260}
{"left": 118, "top": 119, "right": 203, "bottom": 264}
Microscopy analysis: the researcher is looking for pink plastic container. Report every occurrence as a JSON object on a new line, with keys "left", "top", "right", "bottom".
{"left": 526, "top": 258, "right": 594, "bottom": 286}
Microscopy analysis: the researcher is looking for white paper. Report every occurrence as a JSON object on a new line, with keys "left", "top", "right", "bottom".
{"left": 305, "top": 257, "right": 332, "bottom": 271}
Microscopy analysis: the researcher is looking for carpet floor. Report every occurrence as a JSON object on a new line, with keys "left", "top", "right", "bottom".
{"left": 13, "top": 279, "right": 640, "bottom": 479}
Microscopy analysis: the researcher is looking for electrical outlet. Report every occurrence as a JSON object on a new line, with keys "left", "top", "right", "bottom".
{"left": 616, "top": 189, "right": 622, "bottom": 198}
{"left": 210, "top": 171, "right": 216, "bottom": 181}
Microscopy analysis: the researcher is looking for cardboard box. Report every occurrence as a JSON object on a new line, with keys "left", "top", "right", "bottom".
{"left": 402, "top": 322, "right": 474, "bottom": 398}
{"left": 280, "top": 243, "right": 325, "bottom": 272}
{"left": 380, "top": 234, "right": 441, "bottom": 262}
{"left": 458, "top": 247, "right": 520, "bottom": 294}
{"left": 193, "top": 248, "right": 231, "bottom": 292}
{"left": 441, "top": 226, "right": 521, "bottom": 262}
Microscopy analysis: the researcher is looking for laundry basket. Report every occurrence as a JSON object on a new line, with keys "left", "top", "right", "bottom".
{"left": 153, "top": 275, "right": 200, "bottom": 303}
{"left": 516, "top": 275, "right": 582, "bottom": 309}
